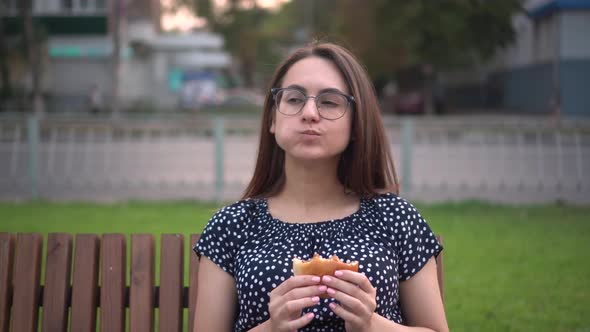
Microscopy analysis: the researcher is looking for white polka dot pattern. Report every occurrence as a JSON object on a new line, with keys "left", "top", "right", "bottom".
{"left": 193, "top": 193, "right": 442, "bottom": 332}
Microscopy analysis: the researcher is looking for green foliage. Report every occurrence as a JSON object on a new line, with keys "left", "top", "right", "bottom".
{"left": 194, "top": 0, "right": 213, "bottom": 22}
{"left": 326, "top": 0, "right": 522, "bottom": 74}
{"left": 181, "top": 0, "right": 281, "bottom": 87}
{"left": 180, "top": 0, "right": 522, "bottom": 83}
{"left": 215, "top": 6, "right": 272, "bottom": 86}
{"left": 1, "top": 200, "right": 589, "bottom": 331}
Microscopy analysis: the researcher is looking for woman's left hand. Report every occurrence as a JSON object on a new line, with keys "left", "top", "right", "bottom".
{"left": 322, "top": 270, "right": 377, "bottom": 332}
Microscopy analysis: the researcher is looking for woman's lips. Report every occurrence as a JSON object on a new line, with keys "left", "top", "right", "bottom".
{"left": 299, "top": 130, "right": 321, "bottom": 142}
{"left": 301, "top": 130, "right": 321, "bottom": 136}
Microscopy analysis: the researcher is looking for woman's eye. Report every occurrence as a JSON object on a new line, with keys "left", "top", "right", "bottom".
{"left": 287, "top": 98, "right": 303, "bottom": 104}
{"left": 320, "top": 101, "right": 339, "bottom": 107}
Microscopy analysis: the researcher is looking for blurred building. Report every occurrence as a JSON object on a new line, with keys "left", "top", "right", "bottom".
{"left": 441, "top": 0, "right": 590, "bottom": 117}
{"left": 2, "top": 0, "right": 230, "bottom": 112}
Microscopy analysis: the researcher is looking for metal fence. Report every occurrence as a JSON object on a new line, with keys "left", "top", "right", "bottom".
{"left": 390, "top": 117, "right": 590, "bottom": 204}
{"left": 1, "top": 113, "right": 589, "bottom": 204}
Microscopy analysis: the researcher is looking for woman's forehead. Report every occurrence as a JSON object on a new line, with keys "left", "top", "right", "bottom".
{"left": 281, "top": 56, "right": 349, "bottom": 94}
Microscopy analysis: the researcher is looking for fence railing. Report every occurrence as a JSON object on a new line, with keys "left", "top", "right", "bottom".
{"left": 1, "top": 113, "right": 588, "bottom": 204}
{"left": 393, "top": 120, "right": 589, "bottom": 203}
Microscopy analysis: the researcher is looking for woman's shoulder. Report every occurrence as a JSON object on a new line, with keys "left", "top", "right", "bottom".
{"left": 370, "top": 191, "right": 416, "bottom": 210}
{"left": 368, "top": 192, "right": 440, "bottom": 259}
{"left": 208, "top": 198, "right": 263, "bottom": 225}
{"left": 367, "top": 192, "right": 426, "bottom": 224}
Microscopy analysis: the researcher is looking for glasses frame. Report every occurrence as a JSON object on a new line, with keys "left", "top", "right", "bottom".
{"left": 271, "top": 87, "right": 355, "bottom": 120}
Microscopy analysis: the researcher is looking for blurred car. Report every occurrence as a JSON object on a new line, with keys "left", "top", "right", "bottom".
{"left": 393, "top": 90, "right": 425, "bottom": 114}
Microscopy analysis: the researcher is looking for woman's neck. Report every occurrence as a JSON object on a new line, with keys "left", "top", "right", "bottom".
{"left": 268, "top": 157, "right": 359, "bottom": 223}
{"left": 278, "top": 156, "right": 347, "bottom": 207}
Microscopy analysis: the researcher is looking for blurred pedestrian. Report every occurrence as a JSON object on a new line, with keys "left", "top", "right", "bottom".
{"left": 89, "top": 84, "right": 103, "bottom": 114}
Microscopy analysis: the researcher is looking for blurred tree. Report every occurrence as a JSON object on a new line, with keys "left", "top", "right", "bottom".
{"left": 217, "top": 4, "right": 268, "bottom": 87}
{"left": 179, "top": 0, "right": 521, "bottom": 94}
{"left": 408, "top": 0, "right": 522, "bottom": 68}
{"left": 256, "top": 0, "right": 521, "bottom": 75}
{"left": 390, "top": 0, "right": 522, "bottom": 114}
{"left": 21, "top": 0, "right": 45, "bottom": 114}
{"left": 194, "top": 0, "right": 213, "bottom": 23}
{"left": 181, "top": 0, "right": 275, "bottom": 88}
{"left": 0, "top": 3, "right": 12, "bottom": 102}
{"left": 111, "top": 0, "right": 126, "bottom": 117}
{"left": 268, "top": 0, "right": 522, "bottom": 114}
{"left": 332, "top": 0, "right": 523, "bottom": 75}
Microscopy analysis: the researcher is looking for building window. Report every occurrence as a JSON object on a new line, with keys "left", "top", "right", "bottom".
{"left": 6, "top": 0, "right": 18, "bottom": 14}
{"left": 96, "top": 0, "right": 106, "bottom": 10}
{"left": 62, "top": 0, "right": 73, "bottom": 11}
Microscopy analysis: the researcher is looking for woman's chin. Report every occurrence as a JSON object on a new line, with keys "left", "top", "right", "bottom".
{"left": 288, "top": 151, "right": 341, "bottom": 163}
{"left": 279, "top": 141, "right": 347, "bottom": 163}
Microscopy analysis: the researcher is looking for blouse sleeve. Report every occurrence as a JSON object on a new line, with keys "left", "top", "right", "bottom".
{"left": 378, "top": 193, "right": 443, "bottom": 281}
{"left": 192, "top": 200, "right": 252, "bottom": 276}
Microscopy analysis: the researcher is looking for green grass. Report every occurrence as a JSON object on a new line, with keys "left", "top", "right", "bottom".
{"left": 420, "top": 201, "right": 590, "bottom": 332}
{"left": 1, "top": 200, "right": 589, "bottom": 332}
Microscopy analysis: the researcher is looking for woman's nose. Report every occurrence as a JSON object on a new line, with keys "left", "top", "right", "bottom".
{"left": 301, "top": 97, "right": 320, "bottom": 122}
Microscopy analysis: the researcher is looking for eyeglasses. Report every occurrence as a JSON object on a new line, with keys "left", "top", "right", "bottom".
{"left": 271, "top": 87, "right": 355, "bottom": 120}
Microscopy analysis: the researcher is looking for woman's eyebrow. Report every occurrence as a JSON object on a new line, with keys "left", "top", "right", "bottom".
{"left": 285, "top": 84, "right": 347, "bottom": 95}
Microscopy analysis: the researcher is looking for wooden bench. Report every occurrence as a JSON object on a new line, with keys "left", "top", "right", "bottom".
{"left": 0, "top": 233, "right": 443, "bottom": 332}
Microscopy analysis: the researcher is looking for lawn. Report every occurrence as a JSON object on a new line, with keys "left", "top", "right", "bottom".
{"left": 1, "top": 200, "right": 589, "bottom": 332}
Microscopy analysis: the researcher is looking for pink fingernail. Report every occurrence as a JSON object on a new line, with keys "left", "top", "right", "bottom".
{"left": 318, "top": 285, "right": 327, "bottom": 291}
{"left": 334, "top": 270, "right": 343, "bottom": 277}
{"left": 327, "top": 288, "right": 336, "bottom": 294}
{"left": 329, "top": 303, "right": 336, "bottom": 309}
{"left": 307, "top": 313, "right": 314, "bottom": 319}
{"left": 323, "top": 276, "right": 332, "bottom": 283}
{"left": 312, "top": 276, "right": 321, "bottom": 282}
{"left": 311, "top": 296, "right": 320, "bottom": 302}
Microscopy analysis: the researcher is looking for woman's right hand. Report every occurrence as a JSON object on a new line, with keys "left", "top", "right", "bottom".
{"left": 267, "top": 275, "right": 327, "bottom": 332}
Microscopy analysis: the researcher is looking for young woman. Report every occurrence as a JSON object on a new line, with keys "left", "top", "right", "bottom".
{"left": 193, "top": 42, "right": 448, "bottom": 332}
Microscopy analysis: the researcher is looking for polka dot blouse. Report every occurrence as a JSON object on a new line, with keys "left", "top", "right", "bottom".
{"left": 193, "top": 193, "right": 442, "bottom": 332}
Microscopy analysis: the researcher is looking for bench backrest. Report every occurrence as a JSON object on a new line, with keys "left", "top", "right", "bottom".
{"left": 0, "top": 233, "right": 443, "bottom": 332}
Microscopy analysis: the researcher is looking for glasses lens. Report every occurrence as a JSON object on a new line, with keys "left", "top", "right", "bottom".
{"left": 317, "top": 93, "right": 348, "bottom": 119}
{"left": 274, "top": 89, "right": 351, "bottom": 119}
{"left": 276, "top": 89, "right": 305, "bottom": 115}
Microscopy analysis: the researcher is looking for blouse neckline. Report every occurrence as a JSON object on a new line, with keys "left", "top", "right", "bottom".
{"left": 260, "top": 197, "right": 366, "bottom": 226}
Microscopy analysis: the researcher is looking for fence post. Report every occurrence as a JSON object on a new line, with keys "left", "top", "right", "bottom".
{"left": 536, "top": 131, "right": 545, "bottom": 190}
{"left": 214, "top": 116, "right": 225, "bottom": 203}
{"left": 575, "top": 132, "right": 583, "bottom": 191}
{"left": 556, "top": 131, "right": 563, "bottom": 190}
{"left": 27, "top": 114, "right": 40, "bottom": 199}
{"left": 401, "top": 118, "right": 414, "bottom": 195}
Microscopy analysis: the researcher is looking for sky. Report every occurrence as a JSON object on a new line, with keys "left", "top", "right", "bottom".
{"left": 161, "top": 0, "right": 289, "bottom": 32}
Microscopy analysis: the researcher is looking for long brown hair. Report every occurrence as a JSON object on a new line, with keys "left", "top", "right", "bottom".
{"left": 242, "top": 41, "right": 399, "bottom": 199}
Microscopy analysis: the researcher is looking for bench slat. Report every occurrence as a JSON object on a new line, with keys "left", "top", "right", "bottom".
{"left": 101, "top": 234, "right": 126, "bottom": 332}
{"left": 11, "top": 233, "right": 42, "bottom": 332}
{"left": 41, "top": 234, "right": 73, "bottom": 332}
{"left": 0, "top": 233, "right": 15, "bottom": 332}
{"left": 129, "top": 234, "right": 155, "bottom": 332}
{"left": 188, "top": 234, "right": 201, "bottom": 332}
{"left": 159, "top": 234, "right": 184, "bottom": 332}
{"left": 70, "top": 234, "right": 100, "bottom": 332}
